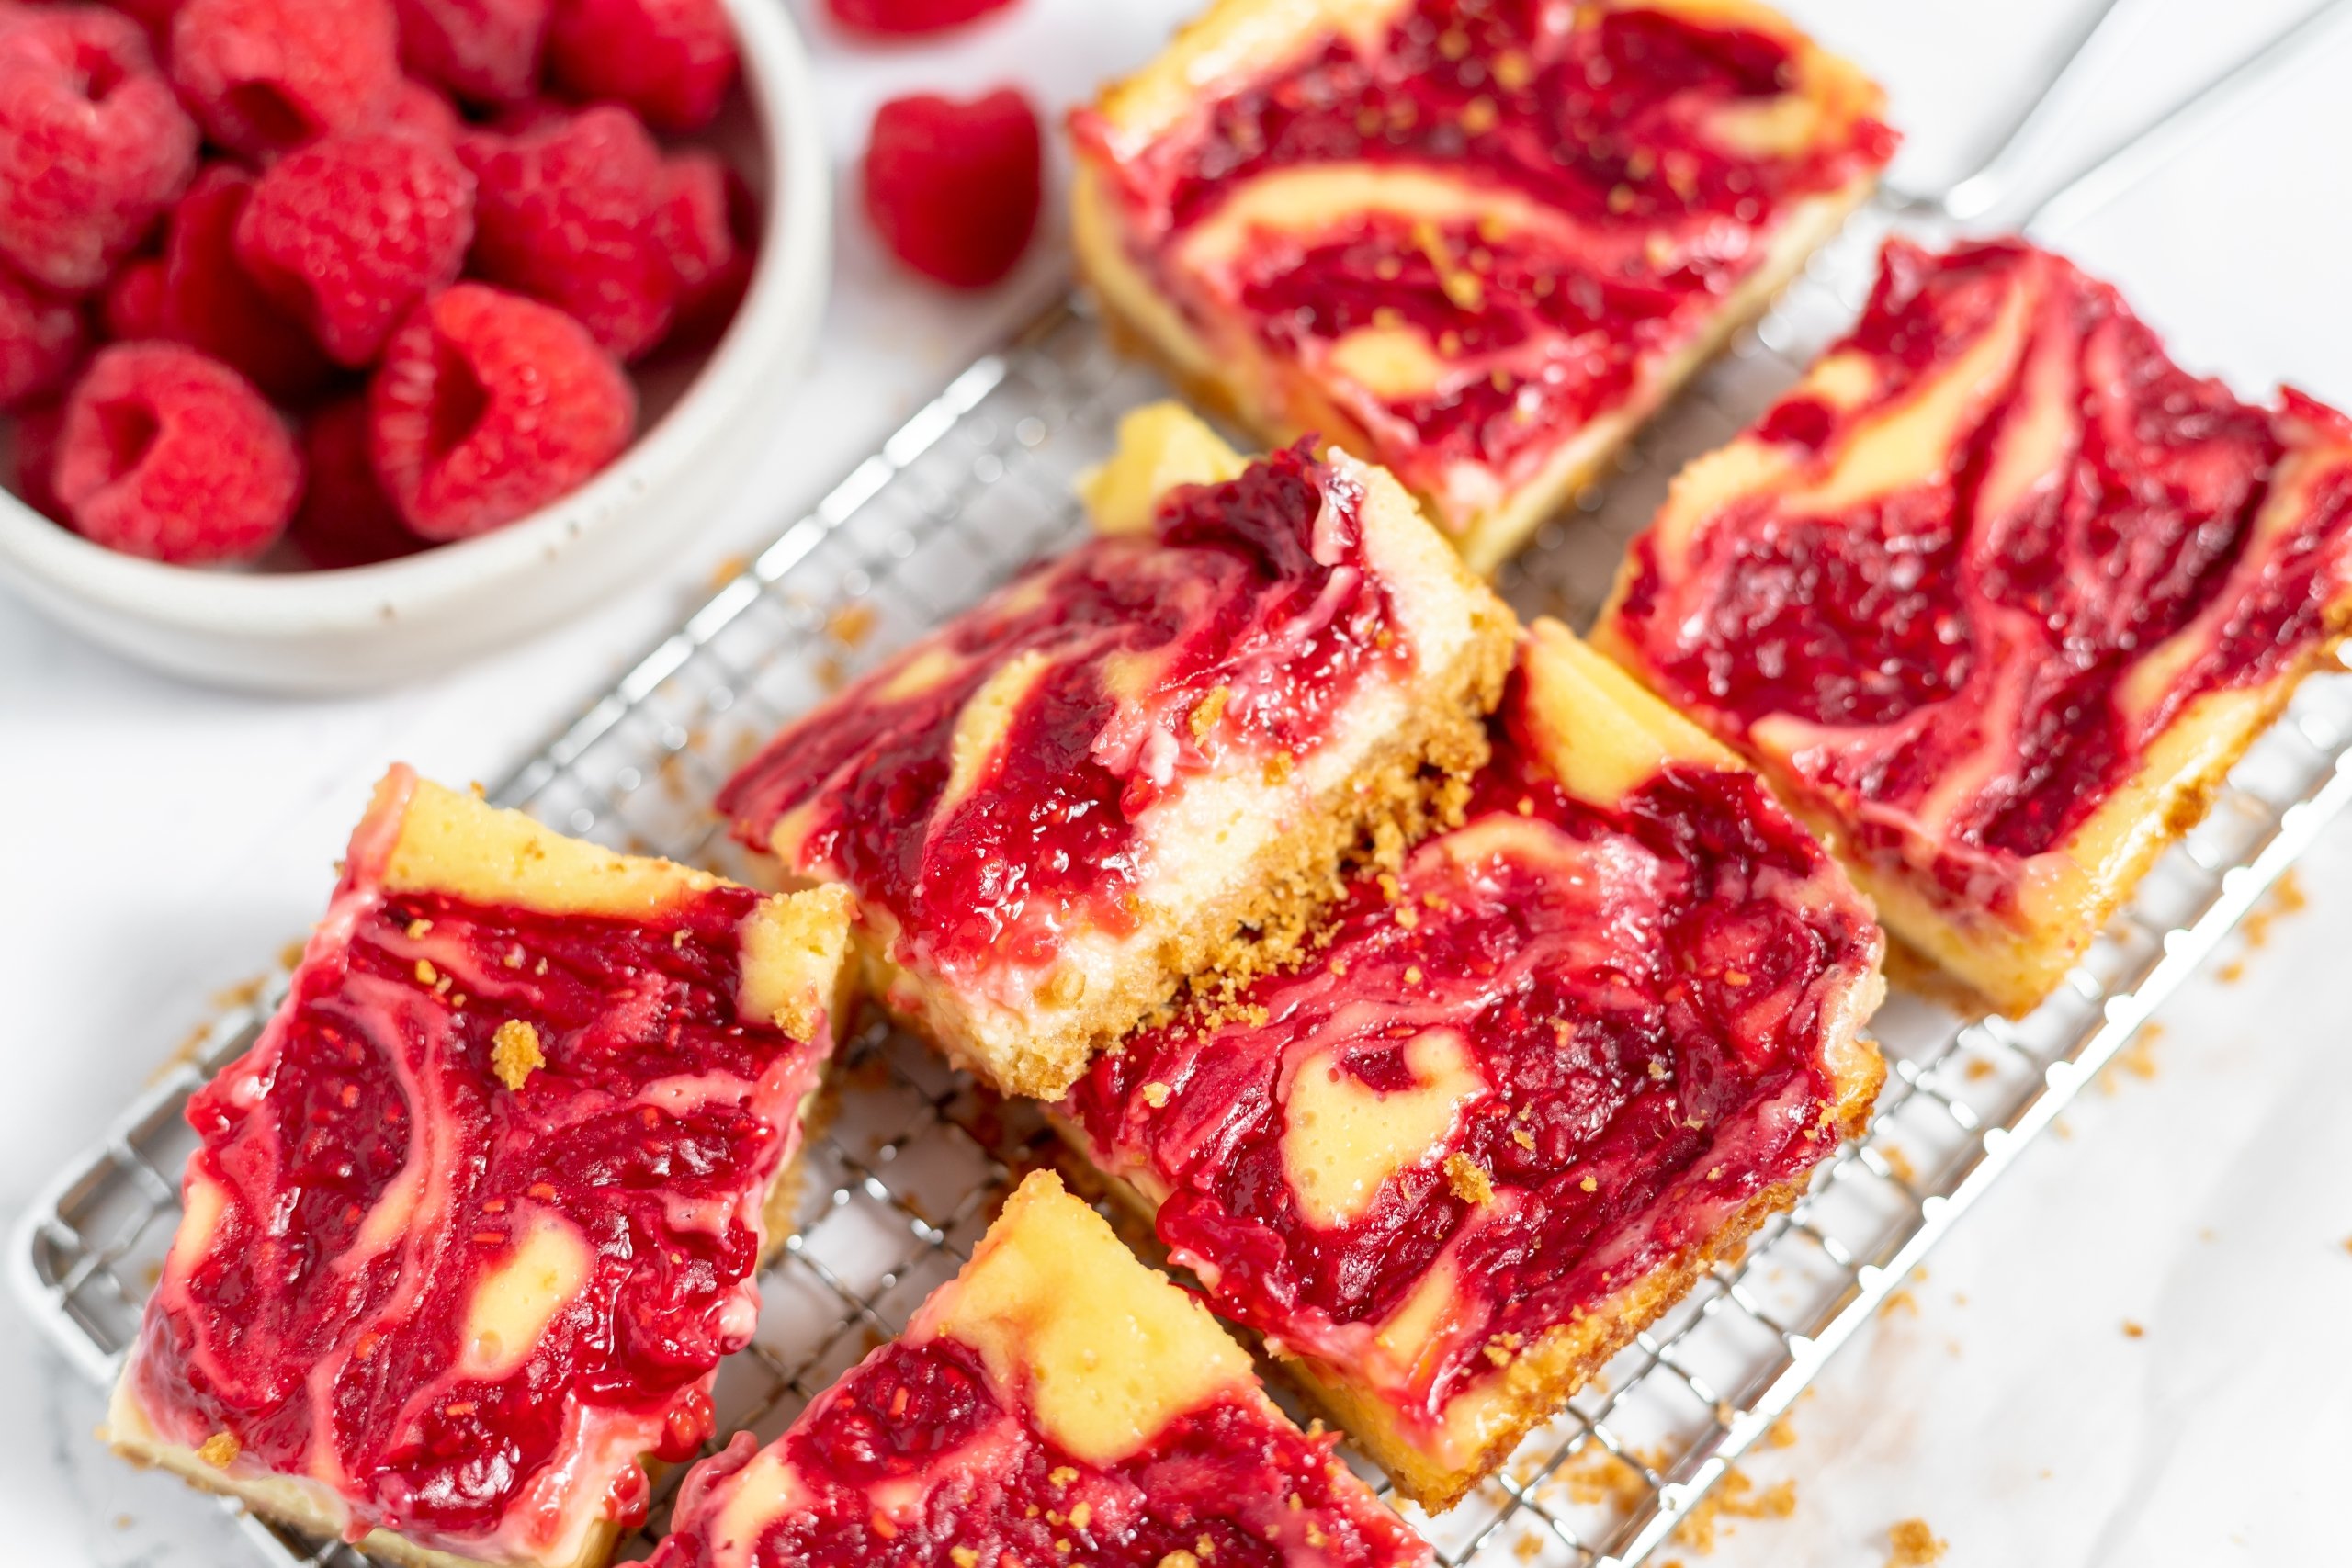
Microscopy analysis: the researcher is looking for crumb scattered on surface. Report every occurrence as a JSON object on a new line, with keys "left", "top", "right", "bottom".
{"left": 1962, "top": 1056, "right": 1995, "bottom": 1080}
{"left": 1881, "top": 1145, "right": 1917, "bottom": 1186}
{"left": 2122, "top": 1320, "right": 2144, "bottom": 1338}
{"left": 2099, "top": 1021, "right": 2161, "bottom": 1092}
{"left": 1885, "top": 1517, "right": 1946, "bottom": 1566}
{"left": 705, "top": 552, "right": 749, "bottom": 592}
{"left": 1670, "top": 1468, "right": 1795, "bottom": 1552}
{"left": 491, "top": 1020, "right": 545, "bottom": 1090}
{"left": 197, "top": 1431, "right": 240, "bottom": 1468}
{"left": 1447, "top": 1151, "right": 1495, "bottom": 1205}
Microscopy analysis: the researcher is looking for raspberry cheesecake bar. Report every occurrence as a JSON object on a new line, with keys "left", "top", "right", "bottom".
{"left": 108, "top": 767, "right": 854, "bottom": 1568}
{"left": 719, "top": 402, "right": 1516, "bottom": 1099}
{"left": 1072, "top": 0, "right": 1896, "bottom": 573}
{"left": 649, "top": 1170, "right": 1428, "bottom": 1568}
{"left": 1595, "top": 238, "right": 2352, "bottom": 1016}
{"left": 1057, "top": 621, "right": 1885, "bottom": 1507}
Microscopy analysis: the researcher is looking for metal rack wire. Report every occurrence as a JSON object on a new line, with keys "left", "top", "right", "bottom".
{"left": 16, "top": 6, "right": 2352, "bottom": 1564}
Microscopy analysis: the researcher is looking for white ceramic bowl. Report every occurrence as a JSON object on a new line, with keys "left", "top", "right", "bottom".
{"left": 0, "top": 0, "right": 829, "bottom": 694}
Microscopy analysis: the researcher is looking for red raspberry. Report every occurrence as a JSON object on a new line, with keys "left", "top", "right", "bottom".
{"left": 53, "top": 341, "right": 302, "bottom": 562}
{"left": 101, "top": 255, "right": 167, "bottom": 340}
{"left": 6, "top": 399, "right": 69, "bottom": 520}
{"left": 863, "top": 88, "right": 1040, "bottom": 289}
{"left": 290, "top": 395, "right": 423, "bottom": 566}
{"left": 458, "top": 104, "right": 677, "bottom": 359}
{"left": 546, "top": 0, "right": 737, "bottom": 133}
{"left": 1, "top": 265, "right": 89, "bottom": 410}
{"left": 0, "top": 6, "right": 198, "bottom": 293}
{"left": 395, "top": 0, "right": 549, "bottom": 106}
{"left": 159, "top": 165, "right": 335, "bottom": 404}
{"left": 368, "top": 283, "right": 635, "bottom": 540}
{"left": 652, "top": 151, "right": 754, "bottom": 354}
{"left": 169, "top": 0, "right": 401, "bottom": 160}
{"left": 235, "top": 132, "right": 476, "bottom": 367}
{"left": 387, "top": 76, "right": 462, "bottom": 147}
{"left": 824, "top": 0, "right": 1018, "bottom": 37}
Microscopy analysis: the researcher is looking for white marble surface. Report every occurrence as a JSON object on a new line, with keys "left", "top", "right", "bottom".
{"left": 5, "top": 2, "right": 2348, "bottom": 1563}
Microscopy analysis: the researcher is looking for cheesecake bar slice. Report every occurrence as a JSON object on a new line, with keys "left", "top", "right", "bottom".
{"left": 1072, "top": 0, "right": 1897, "bottom": 573}
{"left": 108, "top": 767, "right": 854, "bottom": 1568}
{"left": 718, "top": 401, "right": 1517, "bottom": 1099}
{"left": 1594, "top": 237, "right": 2352, "bottom": 1016}
{"left": 647, "top": 1170, "right": 1429, "bottom": 1568}
{"left": 1056, "top": 622, "right": 1885, "bottom": 1508}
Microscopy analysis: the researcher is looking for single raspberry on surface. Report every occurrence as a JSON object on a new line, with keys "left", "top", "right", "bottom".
{"left": 387, "top": 76, "right": 463, "bottom": 147}
{"left": 652, "top": 150, "right": 755, "bottom": 353}
{"left": 159, "top": 165, "right": 336, "bottom": 404}
{"left": 101, "top": 255, "right": 167, "bottom": 340}
{"left": 396, "top": 0, "right": 549, "bottom": 106}
{"left": 53, "top": 341, "right": 302, "bottom": 563}
{"left": 1, "top": 266, "right": 89, "bottom": 410}
{"left": 290, "top": 395, "right": 424, "bottom": 566}
{"left": 546, "top": 0, "right": 738, "bottom": 133}
{"left": 824, "top": 0, "right": 1018, "bottom": 37}
{"left": 169, "top": 0, "right": 401, "bottom": 160}
{"left": 235, "top": 132, "right": 476, "bottom": 367}
{"left": 862, "top": 88, "right": 1040, "bottom": 288}
{"left": 458, "top": 104, "right": 677, "bottom": 359}
{"left": 368, "top": 283, "right": 635, "bottom": 540}
{"left": 5, "top": 399, "right": 69, "bottom": 520}
{"left": 0, "top": 6, "right": 199, "bottom": 293}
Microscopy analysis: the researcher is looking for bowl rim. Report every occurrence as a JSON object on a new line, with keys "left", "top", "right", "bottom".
{"left": 0, "top": 0, "right": 829, "bottom": 640}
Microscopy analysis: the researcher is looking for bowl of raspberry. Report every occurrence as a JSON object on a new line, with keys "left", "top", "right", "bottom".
{"left": 0, "top": 0, "right": 828, "bottom": 692}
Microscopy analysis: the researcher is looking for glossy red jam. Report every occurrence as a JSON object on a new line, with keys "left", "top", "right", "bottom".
{"left": 1078, "top": 0, "right": 1897, "bottom": 512}
{"left": 649, "top": 1335, "right": 1427, "bottom": 1568}
{"left": 1608, "top": 238, "right": 2352, "bottom": 907}
{"left": 718, "top": 444, "right": 1406, "bottom": 981}
{"left": 1061, "top": 669, "right": 1879, "bottom": 1429}
{"left": 130, "top": 857, "right": 826, "bottom": 1554}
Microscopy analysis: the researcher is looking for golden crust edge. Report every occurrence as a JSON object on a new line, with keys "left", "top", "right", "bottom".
{"left": 849, "top": 615, "right": 1516, "bottom": 1099}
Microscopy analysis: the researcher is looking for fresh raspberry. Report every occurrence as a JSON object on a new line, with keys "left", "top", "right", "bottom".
{"left": 53, "top": 341, "right": 302, "bottom": 562}
{"left": 823, "top": 0, "right": 1018, "bottom": 37}
{"left": 395, "top": 0, "right": 549, "bottom": 106}
{"left": 159, "top": 165, "right": 335, "bottom": 404}
{"left": 289, "top": 395, "right": 423, "bottom": 566}
{"left": 862, "top": 88, "right": 1040, "bottom": 288}
{"left": 5, "top": 399, "right": 68, "bottom": 520}
{"left": 101, "top": 255, "right": 166, "bottom": 339}
{"left": 1, "top": 266, "right": 89, "bottom": 410}
{"left": 169, "top": 0, "right": 401, "bottom": 160}
{"left": 235, "top": 132, "right": 476, "bottom": 367}
{"left": 458, "top": 104, "right": 677, "bottom": 359}
{"left": 0, "top": 6, "right": 198, "bottom": 293}
{"left": 387, "top": 76, "right": 462, "bottom": 147}
{"left": 546, "top": 0, "right": 737, "bottom": 133}
{"left": 652, "top": 150, "right": 754, "bottom": 353}
{"left": 368, "top": 283, "right": 635, "bottom": 540}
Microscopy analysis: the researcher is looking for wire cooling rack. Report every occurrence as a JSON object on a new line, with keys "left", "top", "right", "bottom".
{"left": 17, "top": 6, "right": 2352, "bottom": 1563}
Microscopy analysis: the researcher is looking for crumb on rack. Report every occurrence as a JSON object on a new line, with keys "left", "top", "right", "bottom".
{"left": 492, "top": 1020, "right": 545, "bottom": 1090}
{"left": 828, "top": 601, "right": 879, "bottom": 648}
{"left": 1885, "top": 1517, "right": 1946, "bottom": 1566}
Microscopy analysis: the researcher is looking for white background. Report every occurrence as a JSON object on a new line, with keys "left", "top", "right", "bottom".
{"left": 4, "top": 0, "right": 2349, "bottom": 1562}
